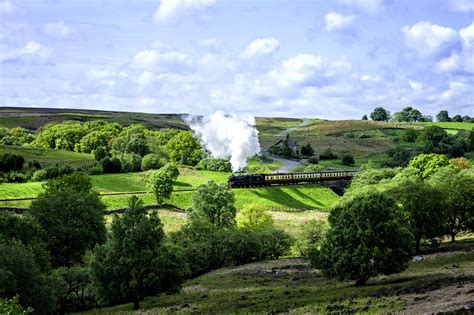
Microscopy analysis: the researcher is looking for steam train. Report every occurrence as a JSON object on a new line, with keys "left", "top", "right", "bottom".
{"left": 228, "top": 170, "right": 357, "bottom": 188}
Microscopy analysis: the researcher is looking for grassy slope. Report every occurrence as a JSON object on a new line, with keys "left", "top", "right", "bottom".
{"left": 85, "top": 242, "right": 474, "bottom": 314}
{"left": 0, "top": 144, "right": 95, "bottom": 169}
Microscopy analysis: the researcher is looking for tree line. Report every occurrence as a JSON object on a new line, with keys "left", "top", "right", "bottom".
{"left": 365, "top": 106, "right": 474, "bottom": 123}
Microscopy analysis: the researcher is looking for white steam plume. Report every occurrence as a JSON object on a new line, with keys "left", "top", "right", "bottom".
{"left": 186, "top": 112, "right": 260, "bottom": 172}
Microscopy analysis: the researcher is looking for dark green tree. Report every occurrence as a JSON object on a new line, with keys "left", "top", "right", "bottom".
{"left": 370, "top": 107, "right": 390, "bottom": 122}
{"left": 29, "top": 173, "right": 106, "bottom": 266}
{"left": 90, "top": 196, "right": 185, "bottom": 309}
{"left": 361, "top": 115, "right": 368, "bottom": 120}
{"left": 452, "top": 115, "right": 463, "bottom": 122}
{"left": 436, "top": 110, "right": 450, "bottom": 122}
{"left": 165, "top": 131, "right": 202, "bottom": 165}
{"left": 190, "top": 180, "right": 237, "bottom": 227}
{"left": 313, "top": 192, "right": 414, "bottom": 286}
{"left": 300, "top": 143, "right": 315, "bottom": 156}
{"left": 389, "top": 179, "right": 447, "bottom": 253}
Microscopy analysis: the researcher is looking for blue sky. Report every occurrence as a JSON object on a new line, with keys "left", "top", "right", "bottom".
{"left": 0, "top": 0, "right": 473, "bottom": 119}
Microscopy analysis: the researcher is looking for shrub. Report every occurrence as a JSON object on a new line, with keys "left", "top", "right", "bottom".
{"left": 88, "top": 164, "right": 104, "bottom": 175}
{"left": 320, "top": 147, "right": 337, "bottom": 160}
{"left": 54, "top": 266, "right": 96, "bottom": 312}
{"left": 196, "top": 158, "right": 232, "bottom": 172}
{"left": 227, "top": 229, "right": 263, "bottom": 266}
{"left": 313, "top": 192, "right": 414, "bottom": 286}
{"left": 31, "top": 169, "right": 48, "bottom": 181}
{"left": 141, "top": 153, "right": 166, "bottom": 171}
{"left": 0, "top": 153, "right": 24, "bottom": 172}
{"left": 307, "top": 156, "right": 319, "bottom": 164}
{"left": 236, "top": 203, "right": 273, "bottom": 231}
{"left": 146, "top": 170, "right": 173, "bottom": 205}
{"left": 300, "top": 143, "right": 315, "bottom": 156}
{"left": 256, "top": 228, "right": 293, "bottom": 260}
{"left": 295, "top": 219, "right": 328, "bottom": 257}
{"left": 118, "top": 152, "right": 142, "bottom": 172}
{"left": 0, "top": 171, "right": 29, "bottom": 183}
{"left": 402, "top": 129, "right": 418, "bottom": 142}
{"left": 341, "top": 154, "right": 355, "bottom": 166}
{"left": 408, "top": 153, "right": 449, "bottom": 179}
{"left": 101, "top": 157, "right": 122, "bottom": 173}
{"left": 92, "top": 146, "right": 108, "bottom": 161}
{"left": 160, "top": 163, "right": 180, "bottom": 180}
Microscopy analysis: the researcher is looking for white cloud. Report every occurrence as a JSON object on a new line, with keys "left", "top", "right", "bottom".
{"left": 360, "top": 74, "right": 381, "bottom": 82}
{"left": 337, "top": 0, "right": 385, "bottom": 14}
{"left": 408, "top": 80, "right": 423, "bottom": 91}
{"left": 0, "top": 1, "right": 15, "bottom": 14}
{"left": 449, "top": 0, "right": 474, "bottom": 12}
{"left": 44, "top": 21, "right": 71, "bottom": 38}
{"left": 242, "top": 38, "right": 280, "bottom": 58}
{"left": 324, "top": 11, "right": 356, "bottom": 32}
{"left": 133, "top": 49, "right": 192, "bottom": 72}
{"left": 460, "top": 22, "right": 474, "bottom": 47}
{"left": 402, "top": 21, "right": 459, "bottom": 58}
{"left": 0, "top": 41, "right": 45, "bottom": 63}
{"left": 436, "top": 22, "right": 474, "bottom": 75}
{"left": 153, "top": 0, "right": 216, "bottom": 23}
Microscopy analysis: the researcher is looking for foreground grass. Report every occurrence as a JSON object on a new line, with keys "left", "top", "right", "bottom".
{"left": 85, "top": 241, "right": 474, "bottom": 314}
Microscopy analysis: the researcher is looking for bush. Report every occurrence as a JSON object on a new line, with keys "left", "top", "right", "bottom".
{"left": 117, "top": 152, "right": 142, "bottom": 172}
{"left": 0, "top": 171, "right": 29, "bottom": 183}
{"left": 0, "top": 153, "right": 24, "bottom": 172}
{"left": 141, "top": 153, "right": 166, "bottom": 171}
{"left": 341, "top": 154, "right": 355, "bottom": 166}
{"left": 160, "top": 163, "right": 180, "bottom": 180}
{"left": 92, "top": 147, "right": 108, "bottom": 161}
{"left": 295, "top": 219, "right": 328, "bottom": 257}
{"left": 320, "top": 147, "right": 337, "bottom": 160}
{"left": 402, "top": 129, "right": 418, "bottom": 142}
{"left": 227, "top": 229, "right": 263, "bottom": 266}
{"left": 313, "top": 192, "right": 414, "bottom": 286}
{"left": 256, "top": 228, "right": 293, "bottom": 260}
{"left": 196, "top": 158, "right": 232, "bottom": 172}
{"left": 88, "top": 164, "right": 103, "bottom": 175}
{"left": 146, "top": 170, "right": 173, "bottom": 205}
{"left": 31, "top": 169, "right": 48, "bottom": 181}
{"left": 54, "top": 266, "right": 96, "bottom": 312}
{"left": 236, "top": 203, "right": 273, "bottom": 231}
{"left": 101, "top": 157, "right": 122, "bottom": 173}
{"left": 307, "top": 156, "right": 319, "bottom": 164}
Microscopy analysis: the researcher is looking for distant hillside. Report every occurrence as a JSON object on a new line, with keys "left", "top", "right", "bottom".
{"left": 0, "top": 107, "right": 188, "bottom": 130}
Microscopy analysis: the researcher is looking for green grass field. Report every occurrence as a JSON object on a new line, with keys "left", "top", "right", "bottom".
{"left": 0, "top": 144, "right": 95, "bottom": 169}
{"left": 85, "top": 241, "right": 474, "bottom": 314}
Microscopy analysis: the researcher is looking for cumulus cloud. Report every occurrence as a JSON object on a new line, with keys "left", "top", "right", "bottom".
{"left": 324, "top": 11, "right": 356, "bottom": 32}
{"left": 337, "top": 0, "right": 385, "bottom": 14}
{"left": 44, "top": 21, "right": 71, "bottom": 38}
{"left": 449, "top": 0, "right": 474, "bottom": 12}
{"left": 360, "top": 74, "right": 381, "bottom": 82}
{"left": 0, "top": 1, "right": 15, "bottom": 14}
{"left": 133, "top": 49, "right": 192, "bottom": 72}
{"left": 242, "top": 38, "right": 280, "bottom": 58}
{"left": 153, "top": 0, "right": 216, "bottom": 23}
{"left": 0, "top": 41, "right": 45, "bottom": 63}
{"left": 402, "top": 21, "right": 459, "bottom": 58}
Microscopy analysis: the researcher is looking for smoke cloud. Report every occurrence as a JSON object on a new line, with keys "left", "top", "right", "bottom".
{"left": 186, "top": 112, "right": 260, "bottom": 172}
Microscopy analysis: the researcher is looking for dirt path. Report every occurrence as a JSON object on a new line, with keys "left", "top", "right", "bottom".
{"left": 276, "top": 118, "right": 311, "bottom": 137}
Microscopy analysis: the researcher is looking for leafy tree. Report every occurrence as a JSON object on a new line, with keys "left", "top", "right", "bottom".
{"left": 54, "top": 266, "right": 95, "bottom": 312}
{"left": 462, "top": 115, "right": 472, "bottom": 123}
{"left": 30, "top": 173, "right": 106, "bottom": 266}
{"left": 0, "top": 295, "right": 33, "bottom": 315}
{"left": 236, "top": 203, "right": 273, "bottom": 231}
{"left": 384, "top": 146, "right": 410, "bottom": 167}
{"left": 420, "top": 126, "right": 448, "bottom": 145}
{"left": 166, "top": 131, "right": 202, "bottom": 165}
{"left": 452, "top": 115, "right": 463, "bottom": 122}
{"left": 196, "top": 158, "right": 232, "bottom": 172}
{"left": 313, "top": 192, "right": 414, "bottom": 286}
{"left": 300, "top": 143, "right": 315, "bottom": 156}
{"left": 429, "top": 168, "right": 474, "bottom": 242}
{"left": 388, "top": 179, "right": 446, "bottom": 253}
{"left": 0, "top": 240, "right": 60, "bottom": 314}
{"left": 190, "top": 180, "right": 237, "bottom": 227}
{"left": 257, "top": 228, "right": 293, "bottom": 259}
{"left": 392, "top": 106, "right": 423, "bottom": 122}
{"left": 402, "top": 128, "right": 418, "bottom": 142}
{"left": 141, "top": 153, "right": 166, "bottom": 171}
{"left": 0, "top": 153, "right": 24, "bottom": 172}
{"left": 341, "top": 154, "right": 355, "bottom": 165}
{"left": 101, "top": 156, "right": 122, "bottom": 173}
{"left": 467, "top": 128, "right": 474, "bottom": 151}
{"left": 361, "top": 115, "right": 368, "bottom": 120}
{"left": 436, "top": 110, "right": 451, "bottom": 122}
{"left": 408, "top": 153, "right": 449, "bottom": 179}
{"left": 0, "top": 212, "right": 51, "bottom": 272}
{"left": 90, "top": 196, "right": 185, "bottom": 309}
{"left": 160, "top": 163, "right": 180, "bottom": 180}
{"left": 146, "top": 170, "right": 173, "bottom": 205}
{"left": 78, "top": 131, "right": 111, "bottom": 153}
{"left": 295, "top": 219, "right": 328, "bottom": 257}
{"left": 370, "top": 107, "right": 390, "bottom": 122}
{"left": 116, "top": 152, "right": 142, "bottom": 172}
{"left": 33, "top": 121, "right": 87, "bottom": 151}
{"left": 92, "top": 146, "right": 109, "bottom": 161}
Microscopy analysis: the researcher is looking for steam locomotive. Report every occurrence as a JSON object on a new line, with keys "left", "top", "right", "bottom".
{"left": 228, "top": 170, "right": 357, "bottom": 188}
